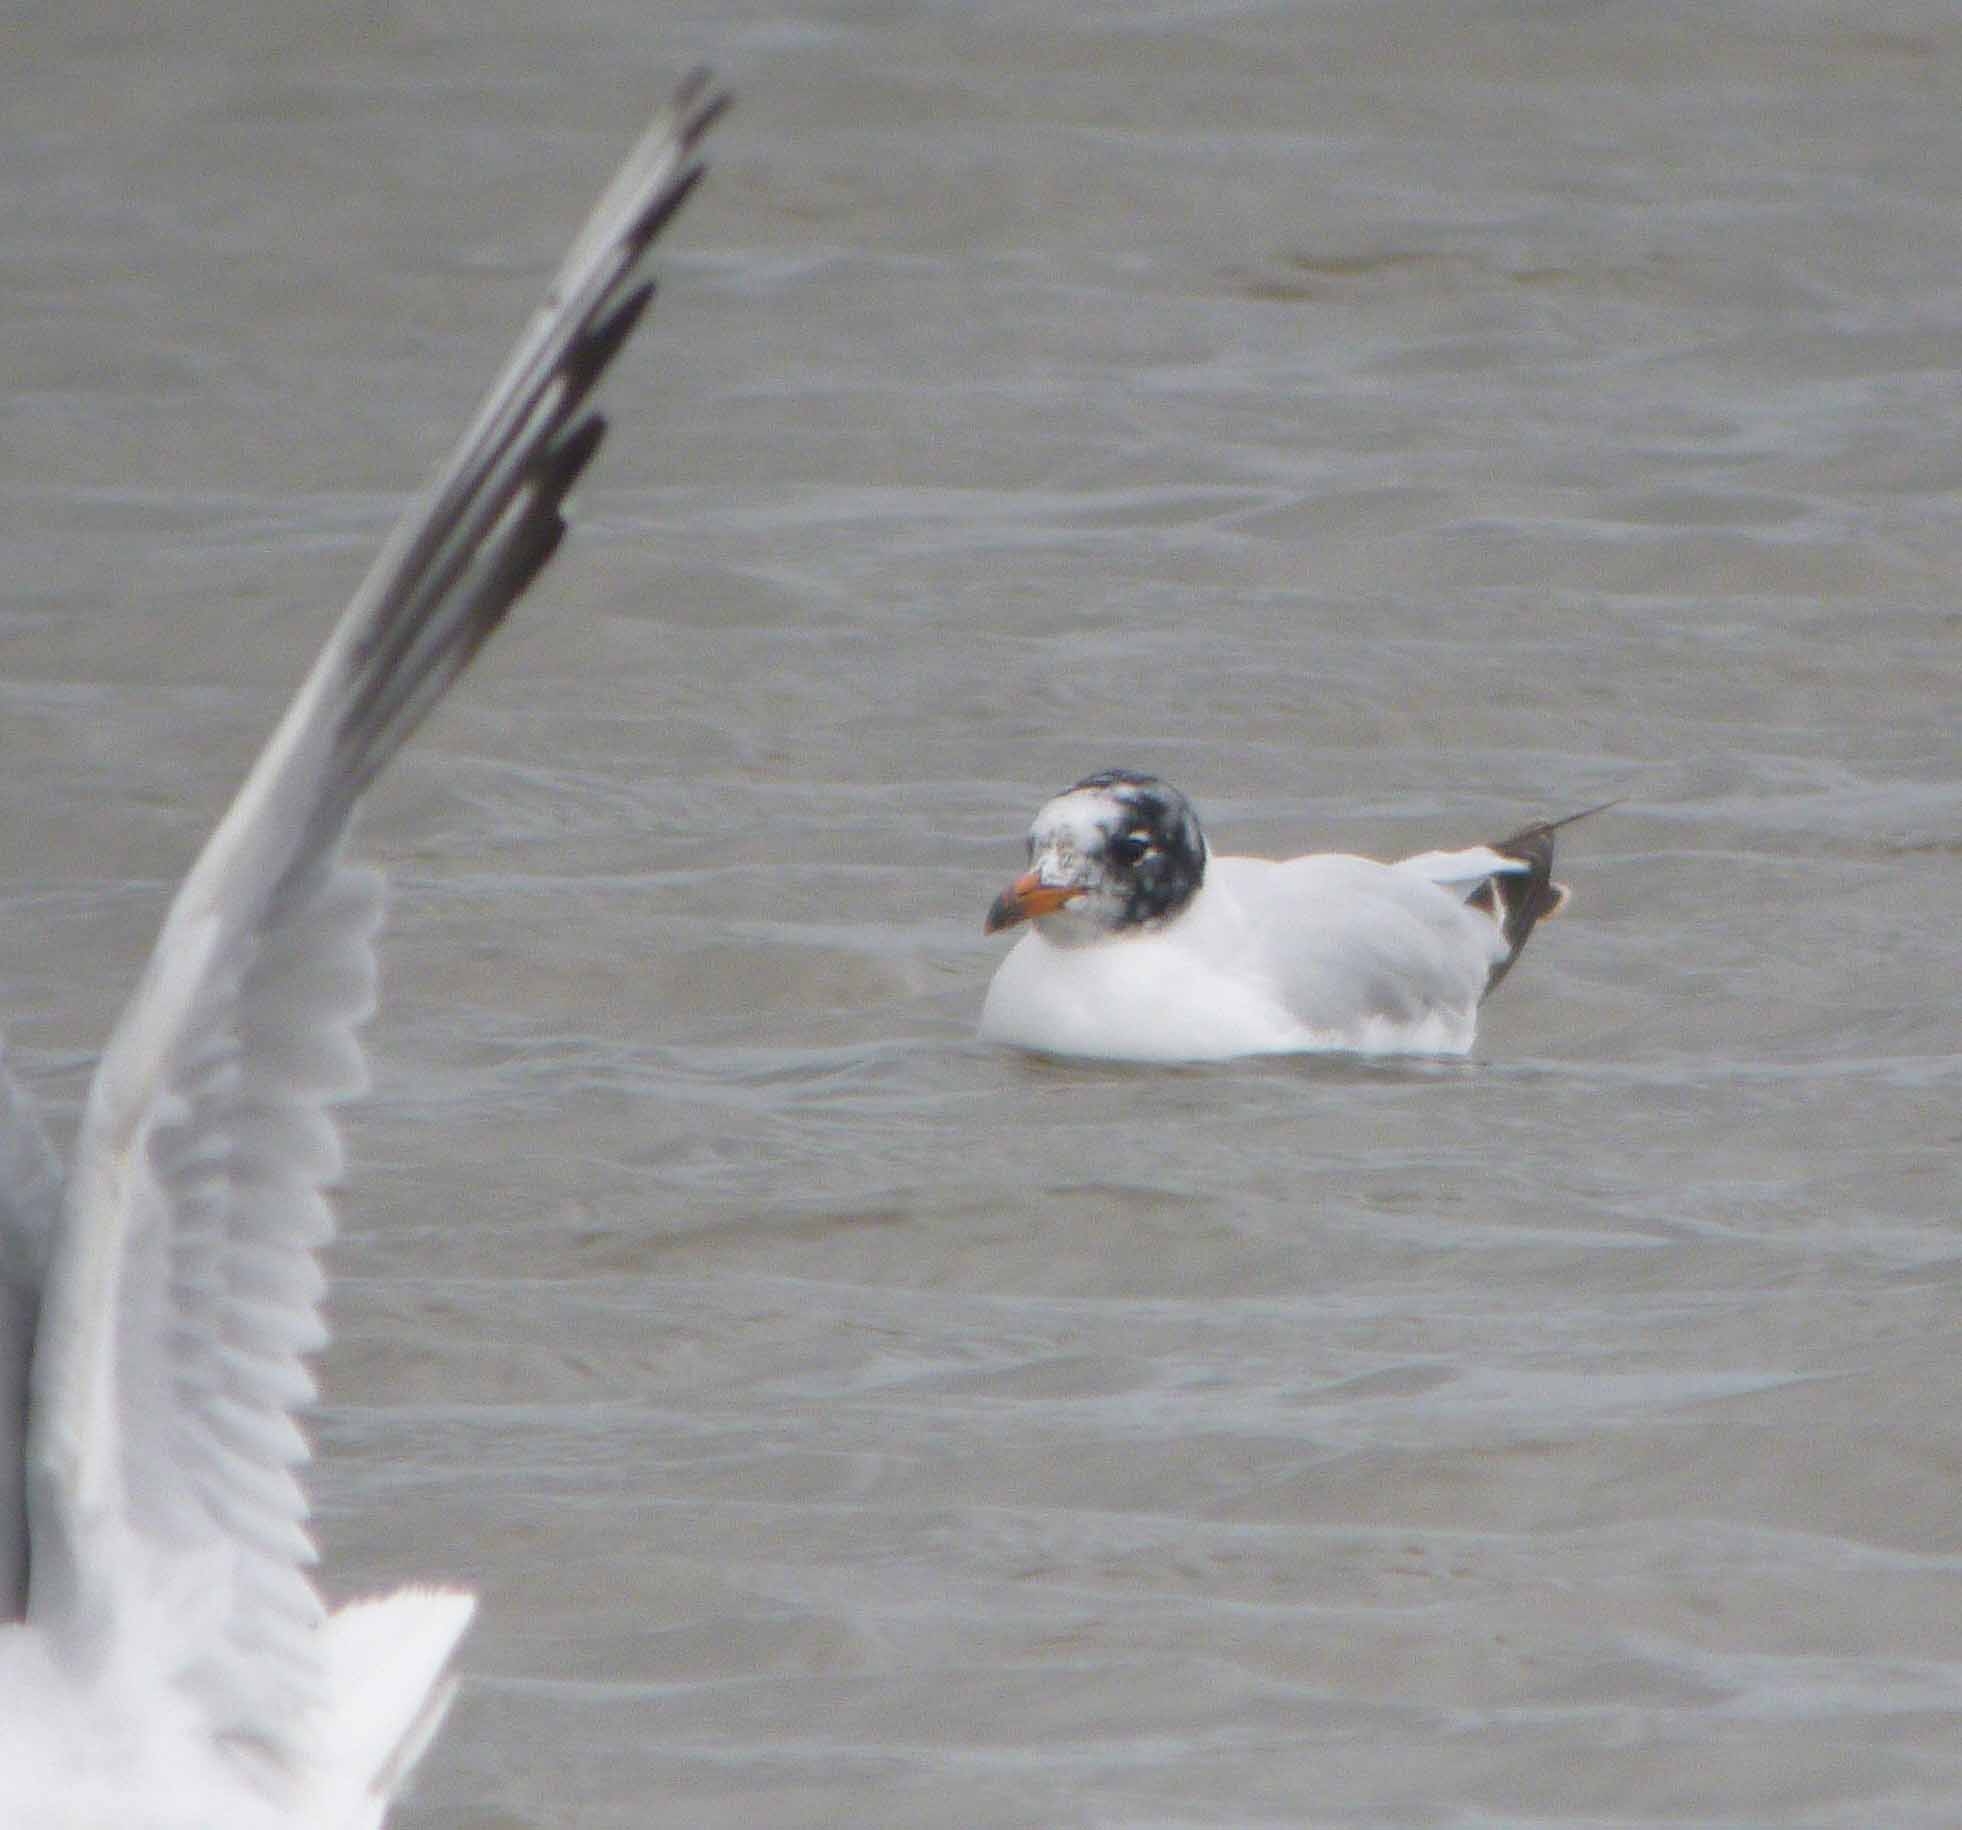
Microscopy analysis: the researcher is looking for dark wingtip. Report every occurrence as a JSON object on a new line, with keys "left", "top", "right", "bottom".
{"left": 539, "top": 411, "right": 609, "bottom": 503}
{"left": 633, "top": 160, "right": 709, "bottom": 256}
{"left": 561, "top": 281, "right": 656, "bottom": 423}
{"left": 674, "top": 70, "right": 734, "bottom": 150}
{"left": 1494, "top": 797, "right": 1625, "bottom": 853}
{"left": 1479, "top": 798, "right": 1618, "bottom": 998}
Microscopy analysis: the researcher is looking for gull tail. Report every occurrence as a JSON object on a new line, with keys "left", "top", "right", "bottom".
{"left": 312, "top": 1587, "right": 478, "bottom": 1827}
{"left": 1471, "top": 799, "right": 1621, "bottom": 996}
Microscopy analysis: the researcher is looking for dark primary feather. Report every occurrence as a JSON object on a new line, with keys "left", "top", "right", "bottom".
{"left": 1474, "top": 799, "right": 1620, "bottom": 995}
{"left": 294, "top": 75, "right": 728, "bottom": 885}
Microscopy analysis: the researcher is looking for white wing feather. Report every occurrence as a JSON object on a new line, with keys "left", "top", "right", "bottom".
{"left": 1392, "top": 844, "right": 1531, "bottom": 891}
{"left": 18, "top": 72, "right": 725, "bottom": 1787}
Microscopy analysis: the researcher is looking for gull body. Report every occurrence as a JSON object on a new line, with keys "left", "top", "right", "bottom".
{"left": 981, "top": 771, "right": 1603, "bottom": 1063}
{"left": 0, "top": 75, "right": 724, "bottom": 1827}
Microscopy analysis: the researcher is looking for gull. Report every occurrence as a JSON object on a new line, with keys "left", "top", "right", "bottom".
{"left": 0, "top": 72, "right": 725, "bottom": 1828}
{"left": 980, "top": 770, "right": 1611, "bottom": 1062}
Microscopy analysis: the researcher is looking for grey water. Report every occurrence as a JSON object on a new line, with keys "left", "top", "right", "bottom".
{"left": 4, "top": 3, "right": 1961, "bottom": 1825}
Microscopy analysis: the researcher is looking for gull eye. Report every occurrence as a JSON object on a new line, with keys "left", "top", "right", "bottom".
{"left": 1108, "top": 829, "right": 1152, "bottom": 867}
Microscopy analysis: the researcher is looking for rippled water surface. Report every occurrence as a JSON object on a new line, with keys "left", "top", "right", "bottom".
{"left": 5, "top": 4, "right": 1961, "bottom": 1825}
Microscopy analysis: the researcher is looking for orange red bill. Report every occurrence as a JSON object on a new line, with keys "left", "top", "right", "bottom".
{"left": 984, "top": 871, "right": 1084, "bottom": 934}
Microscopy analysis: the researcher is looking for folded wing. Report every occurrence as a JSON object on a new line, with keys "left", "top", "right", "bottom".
{"left": 1400, "top": 801, "right": 1617, "bottom": 996}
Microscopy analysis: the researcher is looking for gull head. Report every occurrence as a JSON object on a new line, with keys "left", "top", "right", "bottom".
{"left": 984, "top": 770, "right": 1207, "bottom": 943}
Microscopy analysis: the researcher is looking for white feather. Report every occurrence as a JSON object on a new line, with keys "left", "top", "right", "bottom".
{"left": 0, "top": 71, "right": 724, "bottom": 1826}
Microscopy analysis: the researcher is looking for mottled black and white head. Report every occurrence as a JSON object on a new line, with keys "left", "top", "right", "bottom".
{"left": 984, "top": 770, "right": 1208, "bottom": 943}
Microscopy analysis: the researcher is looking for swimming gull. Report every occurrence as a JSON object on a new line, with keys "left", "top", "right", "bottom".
{"left": 981, "top": 770, "right": 1612, "bottom": 1061}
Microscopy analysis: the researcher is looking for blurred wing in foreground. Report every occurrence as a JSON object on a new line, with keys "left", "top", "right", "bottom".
{"left": 11, "top": 73, "right": 725, "bottom": 1809}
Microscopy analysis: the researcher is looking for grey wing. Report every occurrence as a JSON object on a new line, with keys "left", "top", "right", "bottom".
{"left": 0, "top": 1044, "right": 62, "bottom": 1616}
{"left": 1240, "top": 853, "right": 1508, "bottom": 1032}
{"left": 22, "top": 73, "right": 724, "bottom": 1755}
